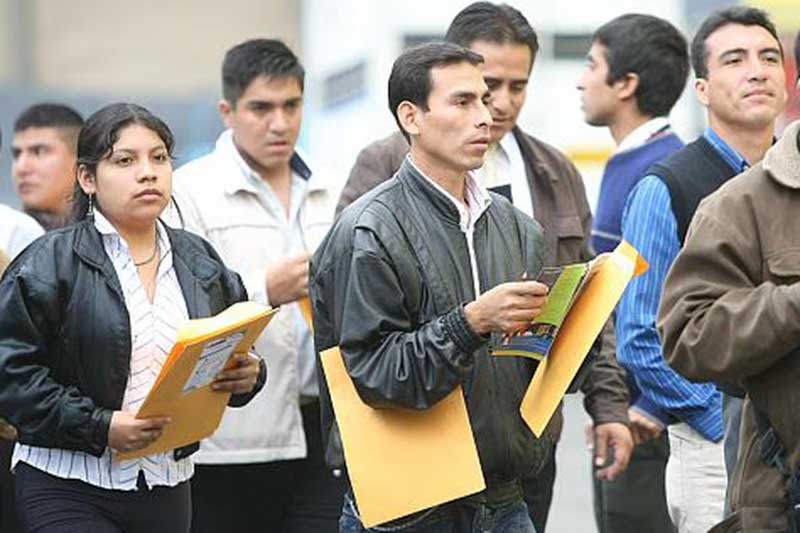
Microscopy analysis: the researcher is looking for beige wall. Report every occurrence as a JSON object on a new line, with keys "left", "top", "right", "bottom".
{"left": 1, "top": 0, "right": 301, "bottom": 96}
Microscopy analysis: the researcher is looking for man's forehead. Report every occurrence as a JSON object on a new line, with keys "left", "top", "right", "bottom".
{"left": 430, "top": 62, "right": 488, "bottom": 94}
{"left": 239, "top": 75, "right": 303, "bottom": 102}
{"left": 706, "top": 23, "right": 781, "bottom": 56}
{"left": 12, "top": 127, "right": 68, "bottom": 147}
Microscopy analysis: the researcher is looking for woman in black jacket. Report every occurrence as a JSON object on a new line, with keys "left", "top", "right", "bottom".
{"left": 0, "top": 103, "right": 265, "bottom": 533}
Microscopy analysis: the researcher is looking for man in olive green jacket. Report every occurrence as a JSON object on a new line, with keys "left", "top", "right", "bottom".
{"left": 660, "top": 100, "right": 800, "bottom": 533}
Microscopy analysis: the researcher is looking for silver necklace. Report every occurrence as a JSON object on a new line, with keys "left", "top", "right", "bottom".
{"left": 134, "top": 237, "right": 160, "bottom": 267}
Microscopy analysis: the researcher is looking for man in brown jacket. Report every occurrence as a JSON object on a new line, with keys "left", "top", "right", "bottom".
{"left": 658, "top": 33, "right": 800, "bottom": 532}
{"left": 336, "top": 3, "right": 632, "bottom": 531}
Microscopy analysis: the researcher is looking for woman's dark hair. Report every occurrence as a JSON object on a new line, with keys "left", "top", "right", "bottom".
{"left": 71, "top": 103, "right": 175, "bottom": 222}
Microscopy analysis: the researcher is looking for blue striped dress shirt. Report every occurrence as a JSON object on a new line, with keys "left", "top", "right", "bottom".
{"left": 616, "top": 128, "right": 746, "bottom": 443}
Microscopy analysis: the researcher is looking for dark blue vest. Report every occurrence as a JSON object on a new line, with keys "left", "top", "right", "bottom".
{"left": 591, "top": 133, "right": 684, "bottom": 254}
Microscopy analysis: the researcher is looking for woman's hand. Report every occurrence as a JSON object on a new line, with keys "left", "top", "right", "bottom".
{"left": 108, "top": 411, "right": 171, "bottom": 453}
{"left": 211, "top": 352, "right": 261, "bottom": 395}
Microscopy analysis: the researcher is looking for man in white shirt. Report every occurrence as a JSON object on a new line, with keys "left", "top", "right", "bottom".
{"left": 172, "top": 39, "right": 342, "bottom": 533}
{"left": 0, "top": 203, "right": 42, "bottom": 261}
{"left": 0, "top": 128, "right": 42, "bottom": 533}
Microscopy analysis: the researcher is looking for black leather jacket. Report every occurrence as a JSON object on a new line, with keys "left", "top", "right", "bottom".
{"left": 311, "top": 160, "right": 551, "bottom": 492}
{"left": 0, "top": 220, "right": 266, "bottom": 460}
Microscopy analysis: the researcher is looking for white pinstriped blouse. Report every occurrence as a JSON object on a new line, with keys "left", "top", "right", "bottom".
{"left": 12, "top": 211, "right": 193, "bottom": 490}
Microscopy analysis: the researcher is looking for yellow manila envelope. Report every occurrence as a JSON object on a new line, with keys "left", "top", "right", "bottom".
{"left": 320, "top": 347, "right": 485, "bottom": 528}
{"left": 298, "top": 296, "right": 314, "bottom": 333}
{"left": 521, "top": 241, "right": 647, "bottom": 437}
{"left": 116, "top": 301, "right": 277, "bottom": 460}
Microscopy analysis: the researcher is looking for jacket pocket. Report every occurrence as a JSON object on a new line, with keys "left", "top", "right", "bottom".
{"left": 765, "top": 249, "right": 800, "bottom": 284}
{"left": 555, "top": 215, "right": 585, "bottom": 264}
{"left": 557, "top": 215, "right": 583, "bottom": 239}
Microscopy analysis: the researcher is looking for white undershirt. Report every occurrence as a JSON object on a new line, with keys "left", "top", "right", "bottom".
{"left": 408, "top": 156, "right": 492, "bottom": 297}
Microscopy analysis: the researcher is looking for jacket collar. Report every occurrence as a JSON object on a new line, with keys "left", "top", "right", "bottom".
{"left": 215, "top": 129, "right": 328, "bottom": 196}
{"left": 397, "top": 157, "right": 485, "bottom": 226}
{"left": 73, "top": 219, "right": 221, "bottom": 285}
{"left": 763, "top": 120, "right": 800, "bottom": 190}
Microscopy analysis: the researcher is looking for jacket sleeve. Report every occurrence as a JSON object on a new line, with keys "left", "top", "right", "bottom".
{"left": 563, "top": 160, "right": 629, "bottom": 426}
{"left": 659, "top": 210, "right": 800, "bottom": 382}
{"left": 336, "top": 228, "right": 485, "bottom": 410}
{"left": 581, "top": 319, "right": 630, "bottom": 426}
{"left": 335, "top": 136, "right": 407, "bottom": 216}
{"left": 0, "top": 269, "right": 111, "bottom": 456}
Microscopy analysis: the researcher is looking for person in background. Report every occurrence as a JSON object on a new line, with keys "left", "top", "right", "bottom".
{"left": 577, "top": 13, "right": 689, "bottom": 533}
{"left": 11, "top": 103, "right": 83, "bottom": 230}
{"left": 0, "top": 127, "right": 43, "bottom": 533}
{"left": 0, "top": 103, "right": 265, "bottom": 533}
{"left": 615, "top": 7, "right": 786, "bottom": 532}
{"left": 172, "top": 39, "right": 343, "bottom": 533}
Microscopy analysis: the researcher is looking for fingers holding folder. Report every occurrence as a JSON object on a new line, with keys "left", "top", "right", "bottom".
{"left": 211, "top": 352, "right": 262, "bottom": 394}
{"left": 108, "top": 411, "right": 172, "bottom": 454}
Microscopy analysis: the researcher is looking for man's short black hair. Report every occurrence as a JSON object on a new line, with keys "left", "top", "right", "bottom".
{"left": 388, "top": 42, "right": 484, "bottom": 142}
{"left": 14, "top": 103, "right": 83, "bottom": 133}
{"left": 593, "top": 14, "right": 689, "bottom": 118}
{"left": 445, "top": 2, "right": 538, "bottom": 65}
{"left": 691, "top": 6, "right": 782, "bottom": 79}
{"left": 222, "top": 38, "right": 305, "bottom": 106}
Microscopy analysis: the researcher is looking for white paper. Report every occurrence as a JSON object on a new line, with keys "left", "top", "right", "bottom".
{"left": 182, "top": 331, "right": 245, "bottom": 394}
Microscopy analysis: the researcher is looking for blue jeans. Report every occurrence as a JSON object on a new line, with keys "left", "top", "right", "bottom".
{"left": 339, "top": 492, "right": 536, "bottom": 533}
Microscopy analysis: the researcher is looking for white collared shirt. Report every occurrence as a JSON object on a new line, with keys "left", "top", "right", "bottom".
{"left": 170, "top": 129, "right": 337, "bottom": 465}
{"left": 13, "top": 211, "right": 192, "bottom": 490}
{"left": 407, "top": 156, "right": 492, "bottom": 298}
{"left": 475, "top": 131, "right": 533, "bottom": 218}
{"left": 615, "top": 117, "right": 671, "bottom": 155}
{"left": 0, "top": 204, "right": 43, "bottom": 260}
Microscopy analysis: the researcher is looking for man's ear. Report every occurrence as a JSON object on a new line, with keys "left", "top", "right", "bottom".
{"left": 397, "top": 101, "right": 421, "bottom": 138}
{"left": 218, "top": 99, "right": 234, "bottom": 129}
{"left": 694, "top": 78, "right": 710, "bottom": 108}
{"left": 76, "top": 165, "right": 96, "bottom": 195}
{"left": 616, "top": 73, "right": 640, "bottom": 102}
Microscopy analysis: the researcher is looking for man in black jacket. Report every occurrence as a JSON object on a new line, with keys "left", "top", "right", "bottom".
{"left": 335, "top": 5, "right": 632, "bottom": 531}
{"left": 312, "top": 42, "right": 552, "bottom": 532}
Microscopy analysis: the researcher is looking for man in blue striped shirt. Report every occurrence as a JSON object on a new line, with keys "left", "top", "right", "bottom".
{"left": 618, "top": 7, "right": 787, "bottom": 532}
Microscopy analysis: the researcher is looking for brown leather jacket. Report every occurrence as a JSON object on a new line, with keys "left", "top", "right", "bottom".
{"left": 337, "top": 129, "right": 630, "bottom": 436}
{"left": 659, "top": 120, "right": 800, "bottom": 532}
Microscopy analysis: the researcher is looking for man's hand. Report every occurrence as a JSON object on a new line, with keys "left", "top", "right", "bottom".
{"left": 265, "top": 253, "right": 311, "bottom": 307}
{"left": 211, "top": 352, "right": 261, "bottom": 394}
{"left": 108, "top": 412, "right": 171, "bottom": 453}
{"left": 588, "top": 422, "right": 634, "bottom": 481}
{"left": 463, "top": 281, "right": 548, "bottom": 335}
{"left": 628, "top": 408, "right": 663, "bottom": 445}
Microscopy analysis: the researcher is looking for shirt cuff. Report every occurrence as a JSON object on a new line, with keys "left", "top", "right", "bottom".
{"left": 243, "top": 268, "right": 271, "bottom": 308}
